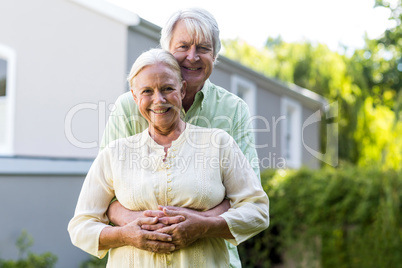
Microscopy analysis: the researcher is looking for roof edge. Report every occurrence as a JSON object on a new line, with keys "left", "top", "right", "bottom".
{"left": 0, "top": 156, "right": 93, "bottom": 175}
{"left": 69, "top": 0, "right": 140, "bottom": 25}
{"left": 216, "top": 56, "right": 327, "bottom": 109}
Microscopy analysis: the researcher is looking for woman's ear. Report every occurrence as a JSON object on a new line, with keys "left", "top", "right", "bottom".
{"left": 181, "top": 80, "right": 187, "bottom": 99}
{"left": 131, "top": 89, "right": 137, "bottom": 103}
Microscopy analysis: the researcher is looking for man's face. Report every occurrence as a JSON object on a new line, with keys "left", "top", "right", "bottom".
{"left": 169, "top": 20, "right": 215, "bottom": 91}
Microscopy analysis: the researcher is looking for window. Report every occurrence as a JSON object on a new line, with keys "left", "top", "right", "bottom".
{"left": 231, "top": 75, "right": 256, "bottom": 116}
{"left": 281, "top": 97, "right": 302, "bottom": 168}
{"left": 0, "top": 44, "right": 16, "bottom": 155}
{"left": 0, "top": 59, "right": 6, "bottom": 97}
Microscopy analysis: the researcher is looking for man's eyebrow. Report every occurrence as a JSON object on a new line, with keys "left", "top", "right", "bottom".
{"left": 198, "top": 42, "right": 212, "bottom": 47}
{"left": 177, "top": 40, "right": 192, "bottom": 45}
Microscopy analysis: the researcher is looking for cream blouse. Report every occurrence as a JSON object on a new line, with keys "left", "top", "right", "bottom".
{"left": 68, "top": 124, "right": 269, "bottom": 267}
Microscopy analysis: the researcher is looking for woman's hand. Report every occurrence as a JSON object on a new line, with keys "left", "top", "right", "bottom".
{"left": 99, "top": 216, "right": 177, "bottom": 254}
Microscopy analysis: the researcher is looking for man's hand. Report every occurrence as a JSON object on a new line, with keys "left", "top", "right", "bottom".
{"left": 153, "top": 209, "right": 208, "bottom": 250}
{"left": 150, "top": 208, "right": 234, "bottom": 251}
{"left": 141, "top": 209, "right": 185, "bottom": 231}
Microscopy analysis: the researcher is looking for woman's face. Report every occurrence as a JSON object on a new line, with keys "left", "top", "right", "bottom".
{"left": 169, "top": 20, "right": 215, "bottom": 91}
{"left": 132, "top": 63, "right": 186, "bottom": 131}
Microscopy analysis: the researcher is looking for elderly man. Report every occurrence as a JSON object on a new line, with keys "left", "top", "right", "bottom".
{"left": 101, "top": 7, "right": 265, "bottom": 267}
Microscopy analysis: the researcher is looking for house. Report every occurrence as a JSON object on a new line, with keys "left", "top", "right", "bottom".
{"left": 0, "top": 0, "right": 326, "bottom": 267}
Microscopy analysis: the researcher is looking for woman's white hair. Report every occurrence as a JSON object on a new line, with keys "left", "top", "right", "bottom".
{"left": 127, "top": 49, "right": 182, "bottom": 89}
{"left": 160, "top": 7, "right": 221, "bottom": 62}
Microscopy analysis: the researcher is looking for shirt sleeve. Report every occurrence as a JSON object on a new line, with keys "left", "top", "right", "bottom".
{"left": 231, "top": 100, "right": 261, "bottom": 180}
{"left": 218, "top": 133, "right": 269, "bottom": 246}
{"left": 100, "top": 93, "right": 147, "bottom": 150}
{"left": 67, "top": 149, "right": 115, "bottom": 258}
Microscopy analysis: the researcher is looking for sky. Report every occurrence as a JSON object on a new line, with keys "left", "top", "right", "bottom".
{"left": 106, "top": 0, "right": 396, "bottom": 53}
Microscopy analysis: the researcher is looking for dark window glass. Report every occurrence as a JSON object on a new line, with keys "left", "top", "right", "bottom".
{"left": 0, "top": 58, "right": 7, "bottom": 97}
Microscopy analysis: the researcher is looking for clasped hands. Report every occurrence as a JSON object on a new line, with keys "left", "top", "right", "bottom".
{"left": 118, "top": 205, "right": 208, "bottom": 254}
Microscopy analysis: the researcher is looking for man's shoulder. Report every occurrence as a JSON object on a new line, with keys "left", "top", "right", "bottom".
{"left": 206, "top": 81, "right": 247, "bottom": 107}
{"left": 114, "top": 91, "right": 135, "bottom": 106}
{"left": 186, "top": 123, "right": 234, "bottom": 144}
{"left": 110, "top": 91, "right": 140, "bottom": 118}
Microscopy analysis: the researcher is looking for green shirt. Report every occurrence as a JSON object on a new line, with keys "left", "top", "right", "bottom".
{"left": 100, "top": 79, "right": 261, "bottom": 268}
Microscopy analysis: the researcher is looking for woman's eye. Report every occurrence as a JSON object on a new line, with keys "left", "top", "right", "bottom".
{"left": 177, "top": 45, "right": 188, "bottom": 51}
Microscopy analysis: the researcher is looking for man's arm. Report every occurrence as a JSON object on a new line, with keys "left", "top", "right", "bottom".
{"left": 232, "top": 100, "right": 261, "bottom": 179}
{"left": 107, "top": 201, "right": 142, "bottom": 226}
{"left": 108, "top": 199, "right": 230, "bottom": 227}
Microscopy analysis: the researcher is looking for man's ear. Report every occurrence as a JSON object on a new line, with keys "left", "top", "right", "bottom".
{"left": 131, "top": 89, "right": 137, "bottom": 103}
{"left": 181, "top": 80, "right": 187, "bottom": 99}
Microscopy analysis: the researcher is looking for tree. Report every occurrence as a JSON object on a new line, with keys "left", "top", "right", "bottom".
{"left": 222, "top": 0, "right": 402, "bottom": 170}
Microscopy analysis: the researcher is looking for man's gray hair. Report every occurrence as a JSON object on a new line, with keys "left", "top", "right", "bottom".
{"left": 160, "top": 7, "right": 221, "bottom": 62}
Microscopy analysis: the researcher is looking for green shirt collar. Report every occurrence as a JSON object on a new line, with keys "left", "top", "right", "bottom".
{"left": 196, "top": 79, "right": 212, "bottom": 110}
{"left": 181, "top": 79, "right": 211, "bottom": 118}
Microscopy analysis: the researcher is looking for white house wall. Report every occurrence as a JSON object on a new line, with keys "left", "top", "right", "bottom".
{"left": 0, "top": 0, "right": 128, "bottom": 158}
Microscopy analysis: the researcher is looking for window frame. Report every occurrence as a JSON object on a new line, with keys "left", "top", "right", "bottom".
{"left": 281, "top": 97, "right": 302, "bottom": 168}
{"left": 0, "top": 44, "right": 17, "bottom": 155}
{"left": 231, "top": 75, "right": 257, "bottom": 117}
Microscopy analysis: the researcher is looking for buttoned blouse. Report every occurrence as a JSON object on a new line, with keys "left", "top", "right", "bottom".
{"left": 69, "top": 124, "right": 269, "bottom": 268}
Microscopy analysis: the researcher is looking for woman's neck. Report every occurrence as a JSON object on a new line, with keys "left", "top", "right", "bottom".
{"left": 148, "top": 120, "right": 186, "bottom": 151}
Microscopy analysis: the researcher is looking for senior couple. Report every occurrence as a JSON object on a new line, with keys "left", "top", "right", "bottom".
{"left": 68, "top": 7, "right": 269, "bottom": 267}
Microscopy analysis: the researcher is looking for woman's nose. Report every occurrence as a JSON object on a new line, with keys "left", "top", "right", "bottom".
{"left": 154, "top": 91, "right": 166, "bottom": 103}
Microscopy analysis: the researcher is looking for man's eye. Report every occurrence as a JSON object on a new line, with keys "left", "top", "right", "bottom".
{"left": 198, "top": 46, "right": 212, "bottom": 53}
{"left": 142, "top": 89, "right": 152, "bottom": 94}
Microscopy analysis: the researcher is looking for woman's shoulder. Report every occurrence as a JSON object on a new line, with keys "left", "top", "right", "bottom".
{"left": 102, "top": 129, "right": 149, "bottom": 153}
{"left": 185, "top": 123, "right": 234, "bottom": 146}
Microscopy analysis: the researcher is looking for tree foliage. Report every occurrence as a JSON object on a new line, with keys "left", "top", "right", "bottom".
{"left": 237, "top": 167, "right": 402, "bottom": 268}
{"left": 222, "top": 1, "right": 402, "bottom": 170}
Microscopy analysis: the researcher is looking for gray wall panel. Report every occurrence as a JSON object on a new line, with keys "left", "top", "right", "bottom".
{"left": 0, "top": 175, "right": 89, "bottom": 268}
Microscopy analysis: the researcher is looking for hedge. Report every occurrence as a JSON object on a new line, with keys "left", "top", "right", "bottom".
{"left": 238, "top": 165, "right": 402, "bottom": 268}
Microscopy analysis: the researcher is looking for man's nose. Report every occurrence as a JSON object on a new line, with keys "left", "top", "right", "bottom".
{"left": 186, "top": 46, "right": 200, "bottom": 63}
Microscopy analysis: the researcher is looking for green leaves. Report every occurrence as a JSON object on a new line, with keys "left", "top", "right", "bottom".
{"left": 0, "top": 230, "right": 57, "bottom": 268}
{"left": 237, "top": 167, "right": 402, "bottom": 267}
{"left": 222, "top": 0, "right": 402, "bottom": 170}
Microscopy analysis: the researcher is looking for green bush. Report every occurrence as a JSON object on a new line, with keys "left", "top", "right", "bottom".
{"left": 238, "top": 165, "right": 402, "bottom": 268}
{"left": 80, "top": 255, "right": 108, "bottom": 268}
{"left": 0, "top": 230, "right": 57, "bottom": 268}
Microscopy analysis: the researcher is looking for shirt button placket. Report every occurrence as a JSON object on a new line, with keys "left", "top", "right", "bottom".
{"left": 166, "top": 253, "right": 173, "bottom": 267}
{"left": 166, "top": 149, "right": 175, "bottom": 206}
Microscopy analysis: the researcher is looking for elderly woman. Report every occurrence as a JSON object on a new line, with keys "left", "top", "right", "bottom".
{"left": 103, "top": 8, "right": 262, "bottom": 266}
{"left": 68, "top": 49, "right": 269, "bottom": 267}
